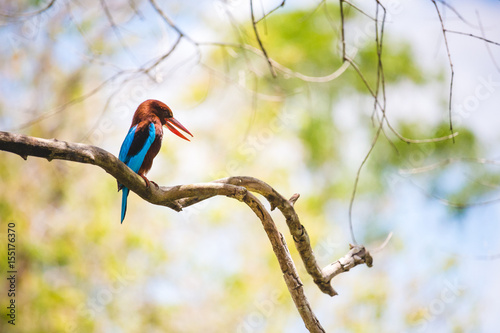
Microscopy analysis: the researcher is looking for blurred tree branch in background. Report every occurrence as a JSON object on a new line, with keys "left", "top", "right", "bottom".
{"left": 0, "top": 130, "right": 373, "bottom": 332}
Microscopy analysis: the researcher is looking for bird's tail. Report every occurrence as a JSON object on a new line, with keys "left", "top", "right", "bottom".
{"left": 121, "top": 187, "right": 129, "bottom": 224}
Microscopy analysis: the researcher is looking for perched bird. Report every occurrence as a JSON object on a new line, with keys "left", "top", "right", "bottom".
{"left": 117, "top": 99, "right": 192, "bottom": 223}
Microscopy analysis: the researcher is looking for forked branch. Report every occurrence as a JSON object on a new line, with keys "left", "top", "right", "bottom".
{"left": 0, "top": 131, "right": 373, "bottom": 333}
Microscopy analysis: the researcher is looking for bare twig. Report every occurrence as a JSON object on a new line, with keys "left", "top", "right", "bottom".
{"left": 142, "top": 34, "right": 183, "bottom": 74}
{"left": 341, "top": 0, "right": 458, "bottom": 243}
{"left": 371, "top": 232, "right": 393, "bottom": 254}
{"left": 344, "top": 58, "right": 459, "bottom": 144}
{"left": 431, "top": 0, "right": 455, "bottom": 142}
{"left": 435, "top": 0, "right": 491, "bottom": 30}
{"left": 387, "top": 124, "right": 459, "bottom": 143}
{"left": 343, "top": 0, "right": 376, "bottom": 20}
{"left": 339, "top": 0, "right": 346, "bottom": 61}
{"left": 250, "top": 0, "right": 277, "bottom": 77}
{"left": 255, "top": 0, "right": 285, "bottom": 23}
{"left": 199, "top": 42, "right": 352, "bottom": 82}
{"left": 0, "top": 131, "right": 373, "bottom": 333}
{"left": 147, "top": 0, "right": 202, "bottom": 71}
{"left": 445, "top": 29, "right": 500, "bottom": 47}
{"left": 347, "top": 105, "right": 385, "bottom": 245}
{"left": 343, "top": 1, "right": 389, "bottom": 245}
{"left": 246, "top": 42, "right": 352, "bottom": 81}
{"left": 149, "top": 0, "right": 187, "bottom": 40}
{"left": 341, "top": 2, "right": 455, "bottom": 248}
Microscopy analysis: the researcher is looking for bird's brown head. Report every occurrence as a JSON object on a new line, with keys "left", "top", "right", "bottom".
{"left": 142, "top": 99, "right": 193, "bottom": 141}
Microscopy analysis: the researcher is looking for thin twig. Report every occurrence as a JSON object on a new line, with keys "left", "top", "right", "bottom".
{"left": 149, "top": 0, "right": 185, "bottom": 39}
{"left": 431, "top": 0, "right": 455, "bottom": 143}
{"left": 347, "top": 1, "right": 388, "bottom": 245}
{"left": 343, "top": 0, "right": 376, "bottom": 20}
{"left": 341, "top": 2, "right": 457, "bottom": 242}
{"left": 339, "top": 0, "right": 346, "bottom": 61}
{"left": 347, "top": 108, "right": 385, "bottom": 245}
{"left": 255, "top": 0, "right": 285, "bottom": 23}
{"left": 445, "top": 29, "right": 500, "bottom": 47}
{"left": 435, "top": 0, "right": 490, "bottom": 30}
{"left": 371, "top": 232, "right": 393, "bottom": 254}
{"left": 250, "top": 0, "right": 277, "bottom": 77}
{"left": 344, "top": 58, "right": 385, "bottom": 244}
{"left": 372, "top": 2, "right": 398, "bottom": 154}
{"left": 143, "top": 34, "right": 183, "bottom": 74}
{"left": 387, "top": 123, "right": 459, "bottom": 143}
{"left": 199, "top": 42, "right": 352, "bottom": 82}
{"left": 344, "top": 1, "right": 388, "bottom": 244}
{"left": 344, "top": 57, "right": 459, "bottom": 144}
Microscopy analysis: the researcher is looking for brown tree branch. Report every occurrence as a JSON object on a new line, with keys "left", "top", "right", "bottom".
{"left": 0, "top": 131, "right": 373, "bottom": 332}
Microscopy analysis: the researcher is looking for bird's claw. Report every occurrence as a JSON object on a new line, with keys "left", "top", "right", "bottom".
{"left": 140, "top": 174, "right": 151, "bottom": 188}
{"left": 140, "top": 174, "right": 159, "bottom": 189}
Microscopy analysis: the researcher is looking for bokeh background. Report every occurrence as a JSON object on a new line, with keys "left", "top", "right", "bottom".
{"left": 1, "top": 0, "right": 499, "bottom": 332}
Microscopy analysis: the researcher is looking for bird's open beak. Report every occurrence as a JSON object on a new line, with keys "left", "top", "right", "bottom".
{"left": 165, "top": 117, "right": 193, "bottom": 141}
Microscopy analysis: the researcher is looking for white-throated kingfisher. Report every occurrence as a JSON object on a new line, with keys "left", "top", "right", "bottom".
{"left": 117, "top": 99, "right": 192, "bottom": 223}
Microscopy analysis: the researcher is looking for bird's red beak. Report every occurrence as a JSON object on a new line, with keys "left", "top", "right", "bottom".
{"left": 165, "top": 117, "right": 193, "bottom": 141}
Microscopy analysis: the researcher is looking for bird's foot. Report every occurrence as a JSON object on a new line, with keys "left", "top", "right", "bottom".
{"left": 140, "top": 174, "right": 151, "bottom": 188}
{"left": 140, "top": 175, "right": 159, "bottom": 189}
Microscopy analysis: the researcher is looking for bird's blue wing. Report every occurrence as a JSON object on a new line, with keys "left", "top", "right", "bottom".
{"left": 118, "top": 125, "right": 138, "bottom": 165}
{"left": 126, "top": 123, "right": 156, "bottom": 173}
{"left": 118, "top": 123, "right": 156, "bottom": 173}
